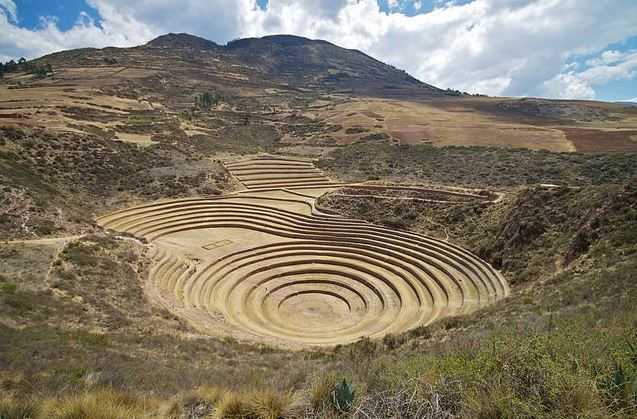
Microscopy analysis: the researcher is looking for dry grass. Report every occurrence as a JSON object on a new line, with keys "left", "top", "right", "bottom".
{"left": 212, "top": 389, "right": 296, "bottom": 419}
{"left": 38, "top": 388, "right": 158, "bottom": 419}
{"left": 159, "top": 385, "right": 226, "bottom": 418}
{"left": 213, "top": 392, "right": 251, "bottom": 419}
{"left": 309, "top": 373, "right": 337, "bottom": 413}
{"left": 196, "top": 386, "right": 226, "bottom": 405}
{"left": 0, "top": 396, "right": 39, "bottom": 419}
{"left": 311, "top": 98, "right": 574, "bottom": 151}
{"left": 245, "top": 389, "right": 295, "bottom": 419}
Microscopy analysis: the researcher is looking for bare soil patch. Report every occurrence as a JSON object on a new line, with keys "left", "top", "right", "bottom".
{"left": 561, "top": 128, "right": 637, "bottom": 153}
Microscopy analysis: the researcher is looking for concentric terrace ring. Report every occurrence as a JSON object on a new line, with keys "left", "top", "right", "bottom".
{"left": 96, "top": 157, "right": 508, "bottom": 346}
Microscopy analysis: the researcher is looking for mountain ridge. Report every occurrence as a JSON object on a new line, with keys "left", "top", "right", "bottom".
{"left": 146, "top": 32, "right": 221, "bottom": 50}
{"left": 37, "top": 32, "right": 440, "bottom": 96}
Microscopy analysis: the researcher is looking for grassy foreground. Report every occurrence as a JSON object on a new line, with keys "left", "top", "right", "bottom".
{"left": 1, "top": 305, "right": 636, "bottom": 418}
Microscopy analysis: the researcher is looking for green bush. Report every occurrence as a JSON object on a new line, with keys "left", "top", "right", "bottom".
{"left": 332, "top": 378, "right": 355, "bottom": 412}
{"left": 0, "top": 283, "right": 17, "bottom": 295}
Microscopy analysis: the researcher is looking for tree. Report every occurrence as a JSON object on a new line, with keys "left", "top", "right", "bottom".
{"left": 33, "top": 66, "right": 47, "bottom": 79}
{"left": 195, "top": 91, "right": 221, "bottom": 109}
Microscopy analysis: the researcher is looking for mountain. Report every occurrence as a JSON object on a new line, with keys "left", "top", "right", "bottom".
{"left": 38, "top": 32, "right": 441, "bottom": 97}
{"left": 221, "top": 34, "right": 429, "bottom": 91}
{"left": 146, "top": 32, "right": 220, "bottom": 50}
{"left": 146, "top": 33, "right": 439, "bottom": 95}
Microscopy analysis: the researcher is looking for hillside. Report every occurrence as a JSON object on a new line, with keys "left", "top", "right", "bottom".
{"left": 148, "top": 33, "right": 431, "bottom": 92}
{"left": 2, "top": 33, "right": 636, "bottom": 154}
{"left": 37, "top": 32, "right": 439, "bottom": 97}
{"left": 1, "top": 32, "right": 637, "bottom": 418}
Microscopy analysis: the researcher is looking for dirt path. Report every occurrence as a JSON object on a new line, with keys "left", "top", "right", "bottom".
{"left": 3, "top": 235, "right": 84, "bottom": 245}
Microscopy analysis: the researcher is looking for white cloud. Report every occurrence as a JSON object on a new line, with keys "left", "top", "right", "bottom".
{"left": 0, "top": 0, "right": 157, "bottom": 60}
{"left": 256, "top": 0, "right": 637, "bottom": 98}
{"left": 0, "top": 0, "right": 17, "bottom": 23}
{"left": 1, "top": 0, "right": 637, "bottom": 100}
{"left": 542, "top": 50, "right": 637, "bottom": 99}
{"left": 541, "top": 73, "right": 596, "bottom": 100}
{"left": 586, "top": 50, "right": 629, "bottom": 67}
{"left": 578, "top": 51, "right": 637, "bottom": 85}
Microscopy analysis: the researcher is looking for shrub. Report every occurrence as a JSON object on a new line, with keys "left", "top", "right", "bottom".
{"left": 247, "top": 389, "right": 294, "bottom": 419}
{"left": 0, "top": 283, "right": 17, "bottom": 295}
{"left": 603, "top": 361, "right": 637, "bottom": 413}
{"left": 332, "top": 379, "right": 355, "bottom": 412}
{"left": 2, "top": 285, "right": 34, "bottom": 314}
{"left": 39, "top": 388, "right": 152, "bottom": 419}
{"left": 309, "top": 374, "right": 336, "bottom": 412}
{"left": 353, "top": 378, "right": 461, "bottom": 418}
{"left": 213, "top": 392, "right": 251, "bottom": 419}
{"left": 0, "top": 396, "right": 38, "bottom": 419}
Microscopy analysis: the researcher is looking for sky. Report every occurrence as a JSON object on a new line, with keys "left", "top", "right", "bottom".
{"left": 1, "top": 0, "right": 636, "bottom": 102}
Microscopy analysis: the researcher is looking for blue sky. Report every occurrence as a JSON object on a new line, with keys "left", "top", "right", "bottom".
{"left": 583, "top": 36, "right": 637, "bottom": 102}
{"left": 10, "top": 0, "right": 442, "bottom": 28}
{"left": 13, "top": 0, "right": 101, "bottom": 31}
{"left": 2, "top": 0, "right": 637, "bottom": 102}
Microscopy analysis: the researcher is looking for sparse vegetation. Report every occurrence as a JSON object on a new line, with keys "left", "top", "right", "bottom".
{"left": 2, "top": 31, "right": 637, "bottom": 419}
{"left": 319, "top": 179, "right": 637, "bottom": 285}
{"left": 0, "top": 58, "right": 52, "bottom": 79}
{"left": 195, "top": 91, "right": 223, "bottom": 109}
{"left": 320, "top": 143, "right": 637, "bottom": 187}
{"left": 0, "top": 127, "right": 233, "bottom": 239}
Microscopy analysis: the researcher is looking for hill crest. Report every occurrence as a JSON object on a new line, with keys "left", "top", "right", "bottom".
{"left": 139, "top": 32, "right": 437, "bottom": 94}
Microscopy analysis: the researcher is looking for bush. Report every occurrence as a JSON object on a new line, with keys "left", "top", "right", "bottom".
{"left": 0, "top": 396, "right": 38, "bottom": 419}
{"left": 247, "top": 389, "right": 294, "bottom": 419}
{"left": 603, "top": 359, "right": 637, "bottom": 413}
{"left": 353, "top": 378, "right": 461, "bottom": 418}
{"left": 309, "top": 374, "right": 336, "bottom": 412}
{"left": 332, "top": 379, "right": 355, "bottom": 412}
{"left": 0, "top": 283, "right": 17, "bottom": 295}
{"left": 212, "top": 389, "right": 294, "bottom": 419}
{"left": 213, "top": 392, "right": 251, "bottom": 419}
{"left": 39, "top": 388, "right": 152, "bottom": 419}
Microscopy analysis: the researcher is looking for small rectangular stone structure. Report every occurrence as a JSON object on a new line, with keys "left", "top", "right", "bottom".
{"left": 202, "top": 239, "right": 233, "bottom": 250}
